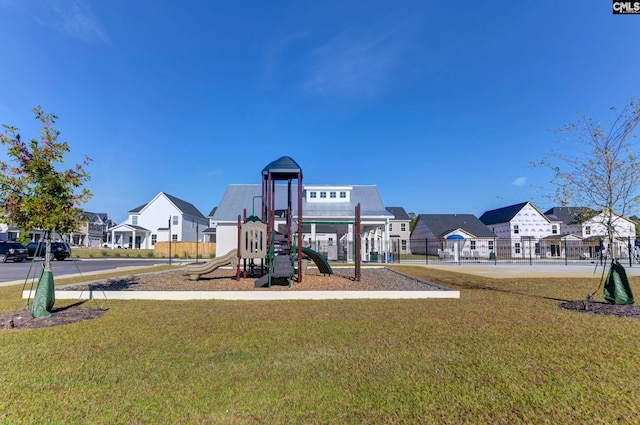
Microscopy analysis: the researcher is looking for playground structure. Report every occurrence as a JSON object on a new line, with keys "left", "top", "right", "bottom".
{"left": 184, "top": 156, "right": 362, "bottom": 287}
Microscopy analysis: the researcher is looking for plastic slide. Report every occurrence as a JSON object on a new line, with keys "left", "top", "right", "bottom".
{"left": 302, "top": 247, "right": 333, "bottom": 275}
{"left": 182, "top": 249, "right": 238, "bottom": 281}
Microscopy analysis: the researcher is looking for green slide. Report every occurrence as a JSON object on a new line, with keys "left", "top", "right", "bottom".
{"left": 302, "top": 247, "right": 333, "bottom": 275}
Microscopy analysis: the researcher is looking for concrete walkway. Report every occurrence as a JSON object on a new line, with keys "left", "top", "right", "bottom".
{"left": 413, "top": 263, "right": 640, "bottom": 278}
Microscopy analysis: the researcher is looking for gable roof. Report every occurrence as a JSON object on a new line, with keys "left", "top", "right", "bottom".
{"left": 212, "top": 184, "right": 392, "bottom": 221}
{"left": 386, "top": 206, "right": 410, "bottom": 221}
{"left": 163, "top": 193, "right": 207, "bottom": 220}
{"left": 128, "top": 192, "right": 207, "bottom": 220}
{"left": 478, "top": 201, "right": 554, "bottom": 225}
{"left": 544, "top": 207, "right": 597, "bottom": 224}
{"left": 416, "top": 214, "right": 496, "bottom": 238}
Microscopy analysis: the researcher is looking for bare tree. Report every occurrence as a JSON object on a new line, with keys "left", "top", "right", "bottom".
{"left": 538, "top": 99, "right": 640, "bottom": 259}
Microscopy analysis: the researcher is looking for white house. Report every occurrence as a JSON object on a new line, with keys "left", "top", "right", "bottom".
{"left": 110, "top": 192, "right": 208, "bottom": 249}
{"left": 479, "top": 202, "right": 556, "bottom": 258}
{"left": 545, "top": 207, "right": 637, "bottom": 259}
{"left": 210, "top": 183, "right": 393, "bottom": 262}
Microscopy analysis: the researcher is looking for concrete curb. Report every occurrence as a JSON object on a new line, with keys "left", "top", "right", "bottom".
{"left": 23, "top": 289, "right": 460, "bottom": 301}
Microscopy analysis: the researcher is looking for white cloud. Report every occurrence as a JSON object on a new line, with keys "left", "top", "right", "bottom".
{"left": 512, "top": 177, "right": 527, "bottom": 187}
{"left": 301, "top": 28, "right": 406, "bottom": 101}
{"left": 35, "top": 0, "right": 110, "bottom": 44}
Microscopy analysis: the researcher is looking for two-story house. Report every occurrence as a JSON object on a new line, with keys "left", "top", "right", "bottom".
{"left": 109, "top": 192, "right": 208, "bottom": 249}
{"left": 479, "top": 202, "right": 558, "bottom": 258}
{"left": 69, "top": 212, "right": 115, "bottom": 247}
{"left": 210, "top": 183, "right": 393, "bottom": 262}
{"left": 544, "top": 206, "right": 637, "bottom": 259}
{"left": 385, "top": 207, "right": 412, "bottom": 256}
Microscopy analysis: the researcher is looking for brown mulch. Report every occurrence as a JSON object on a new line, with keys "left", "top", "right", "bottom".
{"left": 558, "top": 300, "right": 640, "bottom": 318}
{"left": 65, "top": 267, "right": 445, "bottom": 292}
{"left": 1, "top": 305, "right": 106, "bottom": 331}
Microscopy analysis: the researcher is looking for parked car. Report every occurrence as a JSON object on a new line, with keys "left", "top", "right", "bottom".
{"left": 26, "top": 242, "right": 71, "bottom": 261}
{"left": 0, "top": 241, "right": 29, "bottom": 263}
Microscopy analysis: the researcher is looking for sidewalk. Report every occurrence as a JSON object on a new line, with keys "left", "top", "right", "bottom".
{"left": 416, "top": 263, "right": 640, "bottom": 278}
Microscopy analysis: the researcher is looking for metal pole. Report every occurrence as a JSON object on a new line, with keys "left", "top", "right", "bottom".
{"left": 425, "top": 238, "right": 428, "bottom": 264}
{"left": 168, "top": 216, "right": 172, "bottom": 265}
{"left": 196, "top": 222, "right": 199, "bottom": 264}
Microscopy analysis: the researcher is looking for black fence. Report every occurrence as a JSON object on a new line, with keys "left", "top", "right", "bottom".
{"left": 305, "top": 237, "right": 640, "bottom": 267}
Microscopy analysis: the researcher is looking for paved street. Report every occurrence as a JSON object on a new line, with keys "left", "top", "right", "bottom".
{"left": 0, "top": 258, "right": 175, "bottom": 286}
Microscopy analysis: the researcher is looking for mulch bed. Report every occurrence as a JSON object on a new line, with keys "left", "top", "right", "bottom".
{"left": 559, "top": 300, "right": 640, "bottom": 318}
{"left": 1, "top": 305, "right": 106, "bottom": 331}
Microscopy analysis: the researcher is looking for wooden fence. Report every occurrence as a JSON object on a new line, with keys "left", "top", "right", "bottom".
{"left": 154, "top": 242, "right": 216, "bottom": 258}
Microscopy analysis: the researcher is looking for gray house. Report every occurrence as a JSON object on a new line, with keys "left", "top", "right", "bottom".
{"left": 385, "top": 206, "right": 412, "bottom": 255}
{"left": 410, "top": 214, "right": 496, "bottom": 260}
{"left": 211, "top": 183, "right": 393, "bottom": 262}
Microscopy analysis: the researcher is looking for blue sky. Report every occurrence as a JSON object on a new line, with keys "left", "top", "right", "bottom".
{"left": 1, "top": 1, "right": 639, "bottom": 223}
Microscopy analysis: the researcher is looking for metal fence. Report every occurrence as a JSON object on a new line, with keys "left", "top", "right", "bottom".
{"left": 306, "top": 237, "right": 640, "bottom": 267}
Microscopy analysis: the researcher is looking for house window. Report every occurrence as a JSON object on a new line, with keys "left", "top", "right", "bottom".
{"left": 535, "top": 242, "right": 540, "bottom": 255}
{"left": 320, "top": 192, "right": 326, "bottom": 199}
{"left": 310, "top": 191, "right": 317, "bottom": 199}
{"left": 585, "top": 226, "right": 591, "bottom": 235}
{"left": 132, "top": 216, "right": 138, "bottom": 225}
{"left": 172, "top": 234, "right": 178, "bottom": 242}
{"left": 172, "top": 216, "right": 179, "bottom": 226}
{"left": 514, "top": 242, "right": 521, "bottom": 254}
{"left": 151, "top": 234, "right": 157, "bottom": 246}
{"left": 552, "top": 224, "right": 558, "bottom": 234}
{"left": 389, "top": 223, "right": 393, "bottom": 232}
{"left": 340, "top": 192, "right": 346, "bottom": 198}
{"left": 328, "top": 237, "right": 334, "bottom": 246}
{"left": 470, "top": 240, "right": 476, "bottom": 250}
{"left": 330, "top": 191, "right": 336, "bottom": 198}
{"left": 401, "top": 223, "right": 406, "bottom": 232}
{"left": 513, "top": 225, "right": 519, "bottom": 234}
{"left": 401, "top": 240, "right": 407, "bottom": 251}
{"left": 488, "top": 240, "right": 494, "bottom": 251}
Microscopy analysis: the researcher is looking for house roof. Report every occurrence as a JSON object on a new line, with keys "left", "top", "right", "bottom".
{"left": 128, "top": 192, "right": 207, "bottom": 220}
{"left": 416, "top": 214, "right": 496, "bottom": 238}
{"left": 212, "top": 184, "right": 392, "bottom": 222}
{"left": 544, "top": 207, "right": 597, "bottom": 224}
{"left": 164, "top": 193, "right": 207, "bottom": 220}
{"left": 478, "top": 201, "right": 547, "bottom": 225}
{"left": 385, "top": 206, "right": 410, "bottom": 221}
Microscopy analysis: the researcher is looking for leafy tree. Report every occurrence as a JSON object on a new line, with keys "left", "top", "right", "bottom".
{"left": 407, "top": 211, "right": 417, "bottom": 230}
{"left": 537, "top": 98, "right": 640, "bottom": 259}
{"left": 0, "top": 106, "right": 93, "bottom": 243}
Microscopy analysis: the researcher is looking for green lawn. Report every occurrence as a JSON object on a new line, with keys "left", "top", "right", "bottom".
{"left": 0, "top": 265, "right": 638, "bottom": 424}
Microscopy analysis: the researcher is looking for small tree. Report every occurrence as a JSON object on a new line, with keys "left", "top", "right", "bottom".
{"left": 0, "top": 106, "right": 92, "bottom": 317}
{"left": 538, "top": 98, "right": 640, "bottom": 259}
{"left": 0, "top": 107, "right": 92, "bottom": 240}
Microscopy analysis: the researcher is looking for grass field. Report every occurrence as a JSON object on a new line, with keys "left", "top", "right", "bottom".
{"left": 0, "top": 265, "right": 639, "bottom": 424}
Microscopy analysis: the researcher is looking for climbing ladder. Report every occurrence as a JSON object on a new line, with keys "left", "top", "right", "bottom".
{"left": 255, "top": 232, "right": 295, "bottom": 288}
